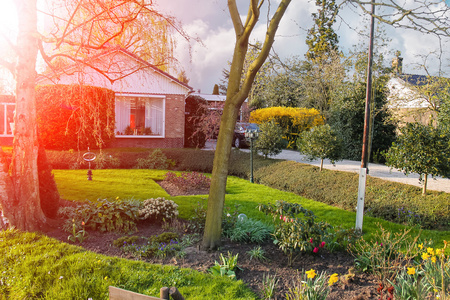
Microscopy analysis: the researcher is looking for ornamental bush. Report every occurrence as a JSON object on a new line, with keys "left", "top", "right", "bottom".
{"left": 58, "top": 198, "right": 140, "bottom": 233}
{"left": 134, "top": 149, "right": 175, "bottom": 170}
{"left": 36, "top": 84, "right": 115, "bottom": 150}
{"left": 138, "top": 197, "right": 179, "bottom": 222}
{"left": 250, "top": 107, "right": 324, "bottom": 148}
{"left": 258, "top": 200, "right": 333, "bottom": 265}
{"left": 255, "top": 120, "right": 285, "bottom": 158}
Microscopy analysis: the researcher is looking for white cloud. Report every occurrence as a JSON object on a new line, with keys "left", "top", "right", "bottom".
{"left": 164, "top": 0, "right": 450, "bottom": 92}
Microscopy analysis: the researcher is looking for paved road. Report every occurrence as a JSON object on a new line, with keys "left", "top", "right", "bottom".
{"left": 204, "top": 140, "right": 450, "bottom": 193}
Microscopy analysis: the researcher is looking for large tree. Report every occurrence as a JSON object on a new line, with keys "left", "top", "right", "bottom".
{"left": 202, "top": 0, "right": 292, "bottom": 249}
{"left": 0, "top": 0, "right": 183, "bottom": 231}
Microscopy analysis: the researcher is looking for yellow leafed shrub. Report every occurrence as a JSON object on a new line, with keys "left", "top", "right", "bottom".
{"left": 250, "top": 107, "right": 324, "bottom": 148}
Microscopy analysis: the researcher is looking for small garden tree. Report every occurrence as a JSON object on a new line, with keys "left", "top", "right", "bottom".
{"left": 297, "top": 124, "right": 343, "bottom": 171}
{"left": 255, "top": 120, "right": 285, "bottom": 158}
{"left": 385, "top": 122, "right": 450, "bottom": 195}
{"left": 184, "top": 95, "right": 209, "bottom": 148}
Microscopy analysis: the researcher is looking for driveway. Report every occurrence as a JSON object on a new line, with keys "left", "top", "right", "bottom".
{"left": 203, "top": 140, "right": 450, "bottom": 193}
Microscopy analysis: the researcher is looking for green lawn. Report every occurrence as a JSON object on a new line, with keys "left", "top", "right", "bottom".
{"left": 53, "top": 169, "right": 450, "bottom": 247}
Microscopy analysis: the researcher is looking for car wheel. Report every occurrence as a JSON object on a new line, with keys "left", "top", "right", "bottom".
{"left": 234, "top": 137, "right": 241, "bottom": 148}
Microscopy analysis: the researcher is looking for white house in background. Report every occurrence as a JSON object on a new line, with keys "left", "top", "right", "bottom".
{"left": 387, "top": 54, "right": 444, "bottom": 125}
{"left": 36, "top": 47, "right": 193, "bottom": 148}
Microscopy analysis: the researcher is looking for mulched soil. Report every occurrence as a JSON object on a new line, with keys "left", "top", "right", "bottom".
{"left": 42, "top": 183, "right": 381, "bottom": 300}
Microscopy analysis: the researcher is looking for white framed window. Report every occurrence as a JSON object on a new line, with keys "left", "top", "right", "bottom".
{"left": 0, "top": 103, "right": 15, "bottom": 136}
{"left": 115, "top": 95, "right": 165, "bottom": 137}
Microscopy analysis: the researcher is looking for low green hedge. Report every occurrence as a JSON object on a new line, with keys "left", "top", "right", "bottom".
{"left": 254, "top": 160, "right": 450, "bottom": 230}
{"left": 44, "top": 148, "right": 276, "bottom": 178}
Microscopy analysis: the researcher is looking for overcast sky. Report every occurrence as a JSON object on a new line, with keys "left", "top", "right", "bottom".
{"left": 155, "top": 0, "right": 450, "bottom": 93}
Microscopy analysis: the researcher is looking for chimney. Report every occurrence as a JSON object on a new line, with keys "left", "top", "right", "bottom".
{"left": 392, "top": 50, "right": 403, "bottom": 75}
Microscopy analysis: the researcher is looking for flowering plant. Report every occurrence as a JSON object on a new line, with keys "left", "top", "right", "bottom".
{"left": 67, "top": 219, "right": 87, "bottom": 243}
{"left": 285, "top": 269, "right": 339, "bottom": 300}
{"left": 139, "top": 197, "right": 179, "bottom": 222}
{"left": 258, "top": 200, "right": 332, "bottom": 265}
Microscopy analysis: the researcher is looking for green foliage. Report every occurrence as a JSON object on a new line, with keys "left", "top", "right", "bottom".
{"left": 208, "top": 252, "right": 241, "bottom": 280}
{"left": 36, "top": 84, "right": 115, "bottom": 150}
{"left": 255, "top": 120, "right": 285, "bottom": 158}
{"left": 285, "top": 270, "right": 335, "bottom": 300}
{"left": 349, "top": 225, "right": 421, "bottom": 284}
{"left": 67, "top": 219, "right": 87, "bottom": 243}
{"left": 0, "top": 229, "right": 257, "bottom": 299}
{"left": 258, "top": 200, "right": 333, "bottom": 265}
{"left": 328, "top": 80, "right": 397, "bottom": 161}
{"left": 388, "top": 268, "right": 430, "bottom": 300}
{"left": 58, "top": 198, "right": 140, "bottom": 233}
{"left": 261, "top": 273, "right": 278, "bottom": 300}
{"left": 151, "top": 232, "right": 180, "bottom": 244}
{"left": 297, "top": 124, "right": 343, "bottom": 167}
{"left": 94, "top": 151, "right": 120, "bottom": 169}
{"left": 385, "top": 122, "right": 450, "bottom": 193}
{"left": 184, "top": 95, "right": 208, "bottom": 148}
{"left": 224, "top": 218, "right": 273, "bottom": 244}
{"left": 164, "top": 171, "right": 211, "bottom": 192}
{"left": 113, "top": 236, "right": 140, "bottom": 248}
{"left": 247, "top": 246, "right": 268, "bottom": 262}
{"left": 134, "top": 149, "right": 175, "bottom": 169}
{"left": 254, "top": 160, "right": 450, "bottom": 230}
{"left": 305, "top": 0, "right": 339, "bottom": 61}
{"left": 139, "top": 197, "right": 179, "bottom": 222}
{"left": 188, "top": 200, "right": 207, "bottom": 233}
{"left": 38, "top": 146, "right": 60, "bottom": 218}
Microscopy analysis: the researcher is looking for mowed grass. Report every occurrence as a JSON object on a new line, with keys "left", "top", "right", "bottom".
{"left": 53, "top": 169, "right": 171, "bottom": 201}
{"left": 0, "top": 229, "right": 257, "bottom": 300}
{"left": 54, "top": 169, "right": 450, "bottom": 248}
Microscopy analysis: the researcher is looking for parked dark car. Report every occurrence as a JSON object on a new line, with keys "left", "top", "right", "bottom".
{"left": 233, "top": 122, "right": 259, "bottom": 148}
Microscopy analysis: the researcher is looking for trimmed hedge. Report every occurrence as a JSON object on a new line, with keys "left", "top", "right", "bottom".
{"left": 254, "top": 160, "right": 450, "bottom": 230}
{"left": 36, "top": 84, "right": 115, "bottom": 150}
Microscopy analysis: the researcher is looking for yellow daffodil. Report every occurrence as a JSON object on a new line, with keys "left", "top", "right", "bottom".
{"left": 328, "top": 273, "right": 339, "bottom": 286}
{"left": 427, "top": 247, "right": 435, "bottom": 255}
{"left": 436, "top": 248, "right": 443, "bottom": 256}
{"left": 431, "top": 256, "right": 437, "bottom": 263}
{"left": 418, "top": 243, "right": 424, "bottom": 250}
{"left": 305, "top": 269, "right": 317, "bottom": 279}
{"left": 422, "top": 252, "right": 430, "bottom": 260}
{"left": 407, "top": 267, "right": 416, "bottom": 275}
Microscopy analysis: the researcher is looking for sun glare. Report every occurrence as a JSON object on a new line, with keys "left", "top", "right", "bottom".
{"left": 0, "top": 0, "right": 17, "bottom": 37}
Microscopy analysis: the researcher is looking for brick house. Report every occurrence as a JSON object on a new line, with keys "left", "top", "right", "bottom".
{"left": 35, "top": 47, "right": 193, "bottom": 148}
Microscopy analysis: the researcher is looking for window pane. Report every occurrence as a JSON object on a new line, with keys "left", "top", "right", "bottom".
{"left": 115, "top": 96, "right": 164, "bottom": 136}
{"left": 145, "top": 98, "right": 163, "bottom": 135}
{"left": 115, "top": 97, "right": 131, "bottom": 135}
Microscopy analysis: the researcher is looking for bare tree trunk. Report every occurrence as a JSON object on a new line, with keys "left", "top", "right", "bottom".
{"left": 320, "top": 159, "right": 324, "bottom": 171}
{"left": 202, "top": 0, "right": 292, "bottom": 250}
{"left": 0, "top": 0, "right": 45, "bottom": 231}
{"left": 422, "top": 173, "right": 428, "bottom": 195}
